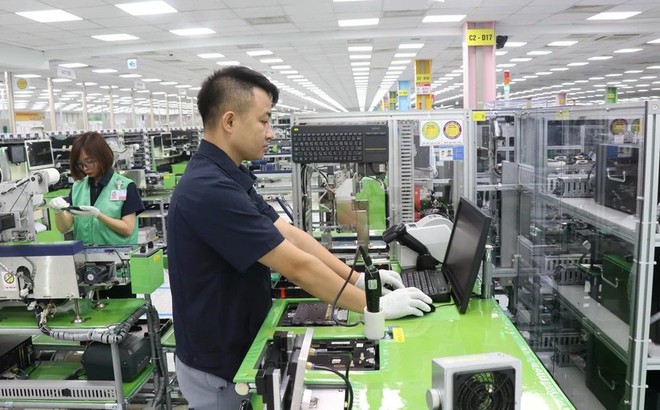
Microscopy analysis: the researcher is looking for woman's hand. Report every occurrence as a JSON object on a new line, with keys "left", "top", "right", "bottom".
{"left": 69, "top": 205, "right": 100, "bottom": 218}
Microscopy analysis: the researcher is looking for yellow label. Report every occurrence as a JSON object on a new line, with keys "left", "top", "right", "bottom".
{"left": 472, "top": 111, "right": 487, "bottom": 121}
{"left": 467, "top": 28, "right": 495, "bottom": 46}
{"left": 421, "top": 121, "right": 441, "bottom": 140}
{"left": 415, "top": 73, "right": 431, "bottom": 83}
{"left": 15, "top": 111, "right": 44, "bottom": 121}
{"left": 16, "top": 78, "right": 28, "bottom": 90}
{"left": 398, "top": 89, "right": 408, "bottom": 97}
{"left": 154, "top": 254, "right": 161, "bottom": 263}
{"left": 391, "top": 326, "right": 405, "bottom": 342}
{"left": 443, "top": 121, "right": 462, "bottom": 139}
{"left": 610, "top": 119, "right": 628, "bottom": 135}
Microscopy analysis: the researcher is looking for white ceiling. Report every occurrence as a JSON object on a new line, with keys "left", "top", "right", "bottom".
{"left": 1, "top": 0, "right": 660, "bottom": 115}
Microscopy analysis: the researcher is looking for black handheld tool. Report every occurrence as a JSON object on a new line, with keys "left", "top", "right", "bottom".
{"left": 359, "top": 246, "right": 381, "bottom": 313}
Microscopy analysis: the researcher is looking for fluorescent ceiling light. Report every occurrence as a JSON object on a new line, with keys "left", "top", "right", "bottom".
{"left": 271, "top": 65, "right": 291, "bottom": 69}
{"left": 338, "top": 18, "right": 379, "bottom": 27}
{"left": 588, "top": 56, "right": 612, "bottom": 60}
{"left": 351, "top": 62, "right": 370, "bottom": 66}
{"left": 352, "top": 67, "right": 369, "bottom": 71}
{"left": 349, "top": 55, "right": 371, "bottom": 60}
{"left": 605, "top": 73, "right": 622, "bottom": 77}
{"left": 550, "top": 67, "right": 569, "bottom": 71}
{"left": 15, "top": 74, "right": 41, "bottom": 78}
{"left": 497, "top": 63, "right": 516, "bottom": 68}
{"left": 394, "top": 53, "right": 417, "bottom": 58}
{"left": 59, "top": 63, "right": 88, "bottom": 68}
{"left": 175, "top": 85, "right": 191, "bottom": 88}
{"left": 348, "top": 46, "right": 372, "bottom": 52}
{"left": 260, "top": 58, "right": 283, "bottom": 63}
{"left": 52, "top": 78, "right": 72, "bottom": 83}
{"left": 536, "top": 72, "right": 552, "bottom": 75}
{"left": 92, "top": 68, "right": 118, "bottom": 73}
{"left": 624, "top": 70, "right": 643, "bottom": 73}
{"left": 589, "top": 77, "right": 605, "bottom": 80}
{"left": 198, "top": 53, "right": 224, "bottom": 59}
{"left": 16, "top": 9, "right": 82, "bottom": 22}
{"left": 567, "top": 62, "right": 589, "bottom": 66}
{"left": 170, "top": 28, "right": 215, "bottom": 36}
{"left": 648, "top": 38, "right": 660, "bottom": 44}
{"left": 217, "top": 61, "right": 241, "bottom": 66}
{"left": 614, "top": 48, "right": 642, "bottom": 53}
{"left": 495, "top": 51, "right": 508, "bottom": 56}
{"left": 119, "top": 74, "right": 142, "bottom": 78}
{"left": 246, "top": 50, "right": 273, "bottom": 57}
{"left": 92, "top": 33, "right": 139, "bottom": 41}
{"left": 115, "top": 1, "right": 177, "bottom": 16}
{"left": 280, "top": 70, "right": 298, "bottom": 74}
{"left": 548, "top": 40, "right": 578, "bottom": 47}
{"left": 647, "top": 66, "right": 660, "bottom": 70}
{"left": 504, "top": 42, "right": 527, "bottom": 48}
{"left": 510, "top": 58, "right": 532, "bottom": 62}
{"left": 527, "top": 50, "right": 552, "bottom": 56}
{"left": 160, "top": 82, "right": 178, "bottom": 85}
{"left": 422, "top": 14, "right": 465, "bottom": 23}
{"left": 391, "top": 60, "right": 411, "bottom": 64}
{"left": 399, "top": 43, "right": 424, "bottom": 49}
{"left": 587, "top": 11, "right": 640, "bottom": 20}
{"left": 142, "top": 78, "right": 161, "bottom": 82}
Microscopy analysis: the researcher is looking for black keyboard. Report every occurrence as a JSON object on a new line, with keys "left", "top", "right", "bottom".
{"left": 400, "top": 269, "right": 451, "bottom": 303}
{"left": 291, "top": 124, "right": 388, "bottom": 163}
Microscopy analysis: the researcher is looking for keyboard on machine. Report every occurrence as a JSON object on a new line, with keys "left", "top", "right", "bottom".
{"left": 400, "top": 268, "right": 451, "bottom": 303}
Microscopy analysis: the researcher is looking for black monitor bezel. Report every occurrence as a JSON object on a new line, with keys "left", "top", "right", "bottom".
{"left": 25, "top": 140, "right": 55, "bottom": 170}
{"left": 443, "top": 197, "right": 492, "bottom": 314}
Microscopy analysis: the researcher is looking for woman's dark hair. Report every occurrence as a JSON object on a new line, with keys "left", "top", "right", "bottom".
{"left": 69, "top": 131, "right": 114, "bottom": 180}
{"left": 197, "top": 65, "right": 279, "bottom": 131}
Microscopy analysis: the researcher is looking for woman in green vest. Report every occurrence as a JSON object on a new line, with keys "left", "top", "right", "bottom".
{"left": 49, "top": 132, "right": 145, "bottom": 298}
{"left": 48, "top": 131, "right": 144, "bottom": 245}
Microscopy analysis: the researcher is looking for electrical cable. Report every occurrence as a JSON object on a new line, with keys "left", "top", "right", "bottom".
{"left": 331, "top": 247, "right": 361, "bottom": 327}
{"left": 310, "top": 364, "right": 353, "bottom": 410}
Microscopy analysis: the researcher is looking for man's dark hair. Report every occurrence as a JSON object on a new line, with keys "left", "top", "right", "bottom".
{"left": 197, "top": 66, "right": 279, "bottom": 130}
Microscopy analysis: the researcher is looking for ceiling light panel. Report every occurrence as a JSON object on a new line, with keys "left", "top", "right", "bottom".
{"left": 198, "top": 53, "right": 224, "bottom": 59}
{"left": 246, "top": 50, "right": 273, "bottom": 56}
{"left": 92, "top": 33, "right": 139, "bottom": 41}
{"left": 587, "top": 11, "right": 641, "bottom": 20}
{"left": 115, "top": 1, "right": 178, "bottom": 16}
{"left": 548, "top": 41, "right": 578, "bottom": 47}
{"left": 170, "top": 28, "right": 215, "bottom": 36}
{"left": 16, "top": 9, "right": 82, "bottom": 23}
{"left": 422, "top": 14, "right": 466, "bottom": 23}
{"left": 338, "top": 18, "right": 379, "bottom": 27}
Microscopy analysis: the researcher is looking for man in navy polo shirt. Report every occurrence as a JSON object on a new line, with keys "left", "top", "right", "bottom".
{"left": 167, "top": 66, "right": 432, "bottom": 409}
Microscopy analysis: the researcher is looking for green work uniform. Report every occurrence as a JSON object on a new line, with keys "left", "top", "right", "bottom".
{"left": 71, "top": 172, "right": 139, "bottom": 245}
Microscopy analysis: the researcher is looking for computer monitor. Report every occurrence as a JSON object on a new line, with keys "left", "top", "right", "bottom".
{"left": 161, "top": 132, "right": 173, "bottom": 148}
{"left": 443, "top": 197, "right": 492, "bottom": 314}
{"left": 7, "top": 144, "right": 26, "bottom": 164}
{"left": 25, "top": 140, "right": 54, "bottom": 170}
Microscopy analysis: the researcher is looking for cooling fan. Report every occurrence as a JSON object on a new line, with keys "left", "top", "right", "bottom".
{"left": 426, "top": 352, "right": 521, "bottom": 410}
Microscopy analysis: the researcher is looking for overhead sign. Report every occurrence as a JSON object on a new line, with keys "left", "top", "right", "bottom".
{"left": 127, "top": 58, "right": 138, "bottom": 70}
{"left": 16, "top": 78, "right": 29, "bottom": 90}
{"left": 466, "top": 28, "right": 495, "bottom": 46}
{"left": 56, "top": 66, "right": 76, "bottom": 80}
{"left": 16, "top": 111, "right": 44, "bottom": 121}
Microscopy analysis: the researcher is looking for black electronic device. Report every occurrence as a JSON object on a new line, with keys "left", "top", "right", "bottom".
{"left": 291, "top": 124, "right": 388, "bottom": 163}
{"left": 161, "top": 132, "right": 173, "bottom": 148}
{"left": 400, "top": 197, "right": 492, "bottom": 313}
{"left": 81, "top": 333, "right": 151, "bottom": 382}
{"left": 0, "top": 336, "right": 34, "bottom": 376}
{"left": 25, "top": 140, "right": 54, "bottom": 170}
{"left": 595, "top": 143, "right": 638, "bottom": 215}
{"left": 288, "top": 302, "right": 348, "bottom": 326}
{"left": 7, "top": 144, "right": 26, "bottom": 164}
{"left": 359, "top": 246, "right": 381, "bottom": 313}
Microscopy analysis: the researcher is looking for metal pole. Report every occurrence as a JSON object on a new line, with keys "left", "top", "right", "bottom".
{"left": 130, "top": 89, "right": 136, "bottom": 128}
{"left": 177, "top": 95, "right": 183, "bottom": 128}
{"left": 81, "top": 83, "right": 89, "bottom": 130}
{"left": 190, "top": 97, "right": 195, "bottom": 127}
{"left": 149, "top": 92, "right": 155, "bottom": 128}
{"left": 110, "top": 342, "right": 126, "bottom": 408}
{"left": 481, "top": 244, "right": 494, "bottom": 299}
{"left": 47, "top": 77, "right": 56, "bottom": 131}
{"left": 108, "top": 88, "right": 115, "bottom": 129}
{"left": 4, "top": 72, "right": 17, "bottom": 133}
{"left": 165, "top": 95, "right": 170, "bottom": 129}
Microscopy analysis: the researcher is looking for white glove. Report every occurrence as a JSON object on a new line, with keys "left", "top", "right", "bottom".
{"left": 69, "top": 205, "right": 100, "bottom": 218}
{"left": 48, "top": 197, "right": 70, "bottom": 214}
{"left": 380, "top": 287, "right": 433, "bottom": 319}
{"left": 355, "top": 269, "right": 405, "bottom": 295}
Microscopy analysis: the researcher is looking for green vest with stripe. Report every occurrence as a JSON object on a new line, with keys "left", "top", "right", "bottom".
{"left": 71, "top": 172, "right": 139, "bottom": 245}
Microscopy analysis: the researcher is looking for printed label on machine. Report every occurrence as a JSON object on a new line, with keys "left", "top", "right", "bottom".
{"left": 3, "top": 272, "right": 17, "bottom": 291}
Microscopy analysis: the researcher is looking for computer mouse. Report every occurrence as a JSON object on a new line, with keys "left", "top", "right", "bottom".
{"left": 425, "top": 303, "right": 436, "bottom": 313}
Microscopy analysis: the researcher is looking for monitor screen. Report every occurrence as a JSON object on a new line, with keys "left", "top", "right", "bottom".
{"left": 161, "top": 132, "right": 173, "bottom": 148}
{"left": 25, "top": 140, "right": 54, "bottom": 170}
{"left": 443, "top": 197, "right": 492, "bottom": 314}
{"left": 7, "top": 145, "right": 26, "bottom": 164}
